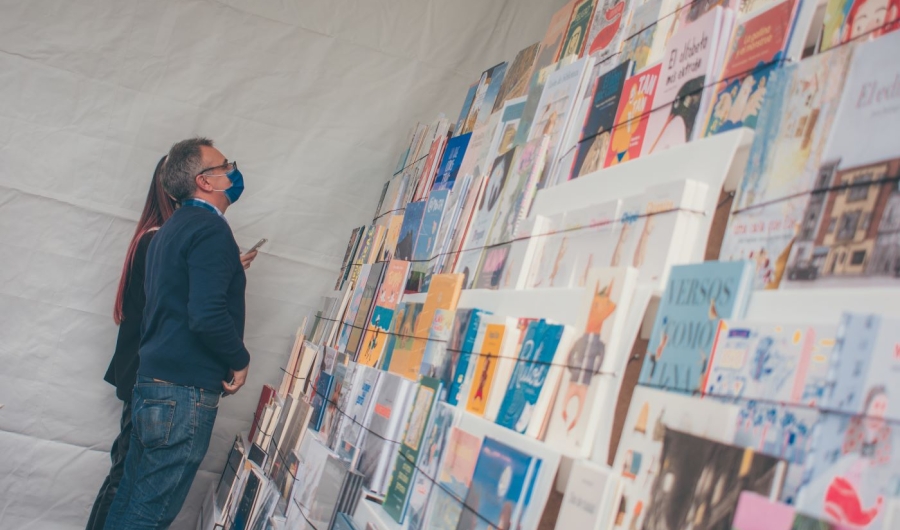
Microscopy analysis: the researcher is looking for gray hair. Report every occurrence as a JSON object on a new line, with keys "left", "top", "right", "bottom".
{"left": 162, "top": 137, "right": 214, "bottom": 202}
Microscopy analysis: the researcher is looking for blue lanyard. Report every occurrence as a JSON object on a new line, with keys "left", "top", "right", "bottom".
{"left": 181, "top": 198, "right": 221, "bottom": 216}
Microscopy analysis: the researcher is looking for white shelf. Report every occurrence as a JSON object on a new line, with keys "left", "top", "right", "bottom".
{"left": 745, "top": 287, "right": 900, "bottom": 323}
{"left": 353, "top": 497, "right": 405, "bottom": 530}
{"left": 458, "top": 286, "right": 590, "bottom": 330}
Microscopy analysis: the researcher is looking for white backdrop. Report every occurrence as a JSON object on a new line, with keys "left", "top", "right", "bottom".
{"left": 0, "top": 0, "right": 567, "bottom": 528}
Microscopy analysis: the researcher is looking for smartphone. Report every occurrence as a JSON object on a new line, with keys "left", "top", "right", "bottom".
{"left": 247, "top": 238, "right": 268, "bottom": 253}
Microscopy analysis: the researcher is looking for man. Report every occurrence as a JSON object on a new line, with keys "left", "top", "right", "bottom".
{"left": 105, "top": 138, "right": 251, "bottom": 529}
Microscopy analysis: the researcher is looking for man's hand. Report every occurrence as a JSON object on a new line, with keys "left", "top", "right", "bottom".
{"left": 222, "top": 365, "right": 249, "bottom": 396}
{"left": 240, "top": 250, "right": 258, "bottom": 270}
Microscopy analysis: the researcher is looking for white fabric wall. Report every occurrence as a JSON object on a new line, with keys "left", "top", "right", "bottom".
{"left": 0, "top": 1, "right": 566, "bottom": 528}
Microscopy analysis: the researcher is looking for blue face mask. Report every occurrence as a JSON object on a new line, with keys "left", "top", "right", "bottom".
{"left": 208, "top": 164, "right": 245, "bottom": 204}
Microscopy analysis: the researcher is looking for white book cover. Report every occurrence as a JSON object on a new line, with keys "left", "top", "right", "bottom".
{"left": 500, "top": 216, "right": 551, "bottom": 290}
{"left": 548, "top": 200, "right": 623, "bottom": 289}
{"left": 486, "top": 135, "right": 550, "bottom": 247}
{"left": 545, "top": 267, "right": 639, "bottom": 457}
{"left": 555, "top": 460, "right": 621, "bottom": 530}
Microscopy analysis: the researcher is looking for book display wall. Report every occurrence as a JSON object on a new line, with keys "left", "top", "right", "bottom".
{"left": 202, "top": 0, "right": 900, "bottom": 529}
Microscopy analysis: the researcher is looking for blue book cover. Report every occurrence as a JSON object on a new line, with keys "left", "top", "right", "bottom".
{"left": 432, "top": 133, "right": 471, "bottom": 192}
{"left": 456, "top": 437, "right": 539, "bottom": 530}
{"left": 496, "top": 320, "right": 565, "bottom": 433}
{"left": 447, "top": 309, "right": 491, "bottom": 406}
{"left": 309, "top": 372, "right": 334, "bottom": 431}
{"left": 413, "top": 189, "right": 449, "bottom": 262}
{"left": 395, "top": 201, "right": 426, "bottom": 261}
{"left": 640, "top": 261, "right": 754, "bottom": 393}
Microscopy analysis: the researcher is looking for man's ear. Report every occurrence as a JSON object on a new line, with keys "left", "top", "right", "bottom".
{"left": 195, "top": 174, "right": 211, "bottom": 193}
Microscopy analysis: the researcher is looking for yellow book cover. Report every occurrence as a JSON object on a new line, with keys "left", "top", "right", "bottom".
{"left": 465, "top": 323, "right": 506, "bottom": 416}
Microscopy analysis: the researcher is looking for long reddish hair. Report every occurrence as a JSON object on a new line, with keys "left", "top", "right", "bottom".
{"left": 113, "top": 155, "right": 177, "bottom": 324}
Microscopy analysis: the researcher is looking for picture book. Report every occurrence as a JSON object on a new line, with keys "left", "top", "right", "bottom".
{"left": 491, "top": 43, "right": 540, "bottom": 114}
{"left": 412, "top": 189, "right": 449, "bottom": 262}
{"left": 731, "top": 492, "right": 796, "bottom": 530}
{"left": 445, "top": 308, "right": 491, "bottom": 406}
{"left": 419, "top": 308, "right": 456, "bottom": 379}
{"left": 291, "top": 435, "right": 334, "bottom": 517}
{"left": 465, "top": 319, "right": 510, "bottom": 416}
{"left": 820, "top": 0, "right": 900, "bottom": 52}
{"left": 704, "top": 321, "right": 838, "bottom": 406}
{"left": 619, "top": 0, "right": 666, "bottom": 71}
{"left": 498, "top": 217, "right": 549, "bottom": 290}
{"left": 561, "top": 201, "right": 623, "bottom": 288}
{"left": 308, "top": 372, "right": 334, "bottom": 432}
{"left": 484, "top": 98, "right": 526, "bottom": 175}
{"left": 394, "top": 201, "right": 426, "bottom": 262}
{"left": 406, "top": 402, "right": 461, "bottom": 530}
{"left": 484, "top": 317, "right": 537, "bottom": 422}
{"left": 639, "top": 260, "right": 755, "bottom": 393}
{"left": 586, "top": 0, "right": 633, "bottom": 62}
{"left": 570, "top": 61, "right": 630, "bottom": 180}
{"left": 333, "top": 366, "right": 380, "bottom": 467}
{"left": 413, "top": 135, "right": 447, "bottom": 201}
{"left": 358, "top": 305, "right": 393, "bottom": 368}
{"left": 380, "top": 301, "right": 421, "bottom": 374}
{"left": 784, "top": 31, "right": 900, "bottom": 289}
{"left": 546, "top": 267, "right": 639, "bottom": 456}
{"left": 604, "top": 62, "right": 662, "bottom": 168}
{"left": 461, "top": 63, "right": 507, "bottom": 136}
{"left": 642, "top": 429, "right": 782, "bottom": 530}
{"left": 432, "top": 132, "right": 472, "bottom": 192}
{"left": 455, "top": 83, "right": 479, "bottom": 135}
{"left": 356, "top": 372, "right": 417, "bottom": 497}
{"left": 702, "top": 0, "right": 798, "bottom": 137}
{"left": 429, "top": 174, "right": 472, "bottom": 276}
{"left": 562, "top": 0, "right": 597, "bottom": 59}
{"left": 345, "top": 261, "right": 386, "bottom": 356}
{"left": 487, "top": 136, "right": 550, "bottom": 247}
{"left": 422, "top": 427, "right": 483, "bottom": 530}
{"left": 414, "top": 273, "right": 463, "bottom": 346}
{"left": 456, "top": 436, "right": 541, "bottom": 530}
{"left": 473, "top": 62, "right": 509, "bottom": 131}
{"left": 442, "top": 175, "right": 488, "bottom": 276}
{"left": 556, "top": 460, "right": 621, "bottom": 530}
{"left": 379, "top": 213, "right": 405, "bottom": 262}
{"left": 383, "top": 377, "right": 441, "bottom": 523}
{"left": 496, "top": 319, "right": 577, "bottom": 438}
{"left": 336, "top": 265, "right": 372, "bottom": 352}
{"left": 472, "top": 244, "right": 512, "bottom": 290}
{"left": 642, "top": 7, "right": 730, "bottom": 156}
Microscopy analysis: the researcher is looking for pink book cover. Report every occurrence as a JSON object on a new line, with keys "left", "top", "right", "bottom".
{"left": 732, "top": 491, "right": 795, "bottom": 530}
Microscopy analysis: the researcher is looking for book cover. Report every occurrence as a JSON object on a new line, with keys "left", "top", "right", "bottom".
{"left": 562, "top": 0, "right": 597, "bottom": 59}
{"left": 406, "top": 402, "right": 461, "bottom": 530}
{"left": 412, "top": 189, "right": 449, "bottom": 262}
{"left": 487, "top": 136, "right": 551, "bottom": 247}
{"left": 639, "top": 260, "right": 755, "bottom": 393}
{"left": 419, "top": 308, "right": 456, "bottom": 379}
{"left": 619, "top": 0, "right": 666, "bottom": 71}
{"left": 429, "top": 174, "right": 472, "bottom": 277}
{"left": 336, "top": 266, "right": 372, "bottom": 352}
{"left": 379, "top": 213, "right": 405, "bottom": 262}
{"left": 333, "top": 367, "right": 381, "bottom": 466}
{"left": 461, "top": 63, "right": 507, "bottom": 136}
{"left": 604, "top": 62, "right": 662, "bottom": 168}
{"left": 731, "top": 491, "right": 796, "bottom": 530}
{"left": 607, "top": 386, "right": 740, "bottom": 529}
{"left": 642, "top": 7, "right": 727, "bottom": 156}
{"left": 413, "top": 135, "right": 447, "bottom": 201}
{"left": 585, "top": 0, "right": 632, "bottom": 62}
{"left": 346, "top": 262, "right": 386, "bottom": 356}
{"left": 358, "top": 305, "right": 393, "bottom": 368}
{"left": 408, "top": 273, "right": 464, "bottom": 365}
{"left": 558, "top": 201, "right": 623, "bottom": 288}
{"left": 442, "top": 175, "right": 488, "bottom": 276}
{"left": 456, "top": 436, "right": 540, "bottom": 530}
{"left": 455, "top": 83, "right": 479, "bottom": 136}
{"left": 379, "top": 301, "right": 419, "bottom": 372}
{"left": 570, "top": 61, "right": 630, "bottom": 180}
{"left": 465, "top": 320, "right": 508, "bottom": 416}
{"left": 394, "top": 200, "right": 426, "bottom": 262}
{"left": 446, "top": 309, "right": 492, "bottom": 406}
{"left": 491, "top": 43, "right": 540, "bottom": 114}
{"left": 703, "top": 0, "right": 797, "bottom": 136}
{"left": 820, "top": 0, "right": 900, "bottom": 52}
{"left": 432, "top": 133, "right": 472, "bottom": 192}
{"left": 484, "top": 317, "right": 537, "bottom": 422}
{"left": 383, "top": 377, "right": 442, "bottom": 523}
{"left": 249, "top": 385, "right": 275, "bottom": 443}
{"left": 484, "top": 97, "right": 526, "bottom": 171}
{"left": 474, "top": 62, "right": 509, "bottom": 130}
{"left": 422, "top": 427, "right": 484, "bottom": 530}
{"left": 641, "top": 429, "right": 781, "bottom": 530}
{"left": 385, "top": 301, "right": 425, "bottom": 379}
{"left": 473, "top": 244, "right": 512, "bottom": 290}
{"left": 556, "top": 460, "right": 621, "bottom": 530}
{"left": 546, "top": 267, "right": 639, "bottom": 456}
{"left": 309, "top": 373, "right": 334, "bottom": 432}
{"left": 783, "top": 31, "right": 900, "bottom": 289}
{"left": 496, "top": 320, "right": 573, "bottom": 436}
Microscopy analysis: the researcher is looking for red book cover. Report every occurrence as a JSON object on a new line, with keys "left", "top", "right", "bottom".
{"left": 604, "top": 63, "right": 662, "bottom": 168}
{"left": 249, "top": 384, "right": 275, "bottom": 442}
{"left": 720, "top": 0, "right": 797, "bottom": 80}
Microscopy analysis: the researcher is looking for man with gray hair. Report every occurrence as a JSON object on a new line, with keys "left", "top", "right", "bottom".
{"left": 105, "top": 137, "right": 251, "bottom": 529}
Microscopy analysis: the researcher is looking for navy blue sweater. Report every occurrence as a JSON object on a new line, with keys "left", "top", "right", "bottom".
{"left": 139, "top": 205, "right": 250, "bottom": 392}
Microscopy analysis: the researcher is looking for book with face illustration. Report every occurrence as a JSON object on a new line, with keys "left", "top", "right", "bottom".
{"left": 491, "top": 43, "right": 540, "bottom": 114}
{"left": 486, "top": 136, "right": 550, "bottom": 247}
{"left": 604, "top": 62, "right": 661, "bottom": 168}
{"left": 570, "top": 61, "right": 631, "bottom": 181}
{"left": 545, "top": 267, "right": 639, "bottom": 457}
{"left": 421, "top": 427, "right": 484, "bottom": 530}
{"left": 585, "top": 0, "right": 633, "bottom": 62}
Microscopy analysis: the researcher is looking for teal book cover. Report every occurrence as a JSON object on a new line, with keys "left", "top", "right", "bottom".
{"left": 395, "top": 201, "right": 426, "bottom": 261}
{"left": 413, "top": 189, "right": 450, "bottom": 262}
{"left": 640, "top": 261, "right": 754, "bottom": 393}
{"left": 383, "top": 377, "right": 442, "bottom": 523}
{"left": 456, "top": 436, "right": 539, "bottom": 530}
{"left": 447, "top": 309, "right": 491, "bottom": 406}
{"left": 496, "top": 320, "right": 564, "bottom": 433}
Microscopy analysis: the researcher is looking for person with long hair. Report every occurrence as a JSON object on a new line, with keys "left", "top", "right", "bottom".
{"left": 86, "top": 155, "right": 258, "bottom": 529}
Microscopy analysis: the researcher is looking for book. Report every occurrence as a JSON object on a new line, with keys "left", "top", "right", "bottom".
{"left": 702, "top": 0, "right": 798, "bottom": 137}
{"left": 309, "top": 372, "right": 334, "bottom": 432}
{"left": 405, "top": 402, "right": 461, "bottom": 530}
{"left": 731, "top": 492, "right": 796, "bottom": 530}
{"left": 484, "top": 97, "right": 526, "bottom": 173}
{"left": 491, "top": 43, "right": 540, "bottom": 113}
{"left": 249, "top": 385, "right": 275, "bottom": 442}
{"left": 356, "top": 371, "right": 417, "bottom": 497}
{"left": 641, "top": 7, "right": 731, "bottom": 156}
{"left": 419, "top": 308, "right": 456, "bottom": 379}
{"left": 569, "top": 61, "right": 631, "bottom": 180}
{"left": 336, "top": 227, "right": 364, "bottom": 290}
{"left": 397, "top": 273, "right": 464, "bottom": 377}
{"left": 291, "top": 435, "right": 335, "bottom": 517}
{"left": 545, "top": 267, "right": 639, "bottom": 456}
{"left": 442, "top": 175, "right": 488, "bottom": 276}
{"left": 336, "top": 265, "right": 372, "bottom": 352}
{"left": 461, "top": 63, "right": 507, "bottom": 136}
{"left": 639, "top": 260, "right": 755, "bottom": 393}
{"left": 465, "top": 318, "right": 512, "bottom": 416}
{"left": 432, "top": 133, "right": 472, "bottom": 192}
{"left": 619, "top": 0, "right": 667, "bottom": 71}
{"left": 562, "top": 0, "right": 597, "bottom": 59}
{"left": 333, "top": 366, "right": 381, "bottom": 467}
{"left": 820, "top": 0, "right": 900, "bottom": 52}
{"left": 446, "top": 309, "right": 492, "bottom": 406}
{"left": 784, "top": 31, "right": 900, "bottom": 288}
{"left": 472, "top": 244, "right": 512, "bottom": 290}
{"left": 346, "top": 262, "right": 386, "bottom": 357}
{"left": 394, "top": 200, "right": 426, "bottom": 261}
{"left": 486, "top": 136, "right": 550, "bottom": 247}
{"left": 378, "top": 301, "right": 416, "bottom": 371}
{"left": 232, "top": 465, "right": 264, "bottom": 530}
{"left": 604, "top": 62, "right": 662, "bottom": 168}
{"left": 555, "top": 460, "right": 621, "bottom": 530}
{"left": 412, "top": 189, "right": 449, "bottom": 262}
{"left": 585, "top": 0, "right": 633, "bottom": 62}
{"left": 421, "top": 427, "right": 484, "bottom": 530}
{"left": 456, "top": 436, "right": 541, "bottom": 530}
{"left": 455, "top": 84, "right": 479, "bottom": 135}
{"left": 496, "top": 319, "right": 577, "bottom": 438}
{"left": 484, "top": 317, "right": 537, "bottom": 422}
{"left": 474, "top": 63, "right": 509, "bottom": 131}
{"left": 383, "top": 377, "right": 442, "bottom": 523}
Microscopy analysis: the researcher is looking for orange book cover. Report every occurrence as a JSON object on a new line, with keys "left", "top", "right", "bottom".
{"left": 465, "top": 323, "right": 506, "bottom": 416}
{"left": 604, "top": 63, "right": 661, "bottom": 168}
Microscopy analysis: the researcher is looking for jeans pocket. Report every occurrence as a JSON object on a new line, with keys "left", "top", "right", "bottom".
{"left": 135, "top": 399, "right": 176, "bottom": 449}
{"left": 197, "top": 389, "right": 220, "bottom": 410}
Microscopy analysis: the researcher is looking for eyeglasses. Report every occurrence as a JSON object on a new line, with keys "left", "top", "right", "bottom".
{"left": 198, "top": 161, "right": 237, "bottom": 177}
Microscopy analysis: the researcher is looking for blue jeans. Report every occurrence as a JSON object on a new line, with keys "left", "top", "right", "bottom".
{"left": 104, "top": 376, "right": 219, "bottom": 529}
